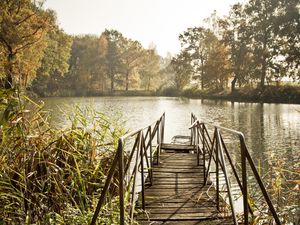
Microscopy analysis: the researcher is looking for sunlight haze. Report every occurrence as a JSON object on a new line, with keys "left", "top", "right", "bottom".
{"left": 45, "top": 0, "right": 243, "bottom": 56}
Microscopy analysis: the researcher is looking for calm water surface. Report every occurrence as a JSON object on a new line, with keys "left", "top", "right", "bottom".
{"left": 43, "top": 96, "right": 299, "bottom": 220}
{"left": 43, "top": 97, "right": 299, "bottom": 162}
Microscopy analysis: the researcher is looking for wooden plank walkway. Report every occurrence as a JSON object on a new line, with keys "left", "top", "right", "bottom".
{"left": 136, "top": 144, "right": 233, "bottom": 225}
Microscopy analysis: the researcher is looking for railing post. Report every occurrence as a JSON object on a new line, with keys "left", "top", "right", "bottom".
{"left": 190, "top": 114, "right": 281, "bottom": 224}
{"left": 129, "top": 135, "right": 141, "bottom": 222}
{"left": 118, "top": 139, "right": 125, "bottom": 225}
{"left": 193, "top": 126, "right": 198, "bottom": 146}
{"left": 244, "top": 141, "right": 282, "bottom": 225}
{"left": 157, "top": 121, "right": 160, "bottom": 165}
{"left": 140, "top": 133, "right": 145, "bottom": 210}
{"left": 161, "top": 113, "right": 165, "bottom": 144}
{"left": 215, "top": 128, "right": 220, "bottom": 211}
{"left": 217, "top": 130, "right": 238, "bottom": 225}
{"left": 240, "top": 136, "right": 248, "bottom": 225}
{"left": 149, "top": 126, "right": 153, "bottom": 186}
{"left": 201, "top": 124, "right": 205, "bottom": 176}
{"left": 90, "top": 142, "right": 120, "bottom": 225}
{"left": 195, "top": 124, "right": 199, "bottom": 166}
{"left": 191, "top": 113, "right": 193, "bottom": 145}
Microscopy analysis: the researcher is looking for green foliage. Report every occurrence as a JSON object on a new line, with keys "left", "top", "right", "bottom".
{"left": 169, "top": 51, "right": 193, "bottom": 91}
{"left": 0, "top": 0, "right": 298, "bottom": 100}
{"left": 247, "top": 154, "right": 300, "bottom": 224}
{"left": 38, "top": 26, "right": 73, "bottom": 77}
{"left": 181, "top": 86, "right": 205, "bottom": 97}
{"left": 140, "top": 48, "right": 161, "bottom": 91}
{"left": 157, "top": 85, "right": 180, "bottom": 96}
{"left": 172, "top": 0, "right": 299, "bottom": 94}
{"left": 176, "top": 26, "right": 230, "bottom": 91}
{"left": 32, "top": 29, "right": 164, "bottom": 96}
{"left": 31, "top": 27, "right": 73, "bottom": 96}
{"left": 219, "top": 3, "right": 252, "bottom": 92}
{"left": 0, "top": 89, "right": 126, "bottom": 224}
{"left": 67, "top": 35, "right": 103, "bottom": 95}
{"left": 0, "top": 0, "right": 52, "bottom": 88}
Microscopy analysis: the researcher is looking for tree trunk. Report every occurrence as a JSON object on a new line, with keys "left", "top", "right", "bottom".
{"left": 5, "top": 53, "right": 14, "bottom": 89}
{"left": 147, "top": 77, "right": 151, "bottom": 91}
{"left": 260, "top": 38, "right": 267, "bottom": 91}
{"left": 231, "top": 76, "right": 238, "bottom": 93}
{"left": 110, "top": 77, "right": 114, "bottom": 91}
{"left": 201, "top": 59, "right": 204, "bottom": 90}
{"left": 125, "top": 70, "right": 129, "bottom": 91}
{"left": 260, "top": 55, "right": 266, "bottom": 91}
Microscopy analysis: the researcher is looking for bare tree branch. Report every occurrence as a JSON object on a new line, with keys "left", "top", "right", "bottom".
{"left": 15, "top": 13, "right": 37, "bottom": 26}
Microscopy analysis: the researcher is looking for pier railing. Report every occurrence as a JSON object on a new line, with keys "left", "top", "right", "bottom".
{"left": 90, "top": 113, "right": 165, "bottom": 225}
{"left": 190, "top": 113, "right": 281, "bottom": 225}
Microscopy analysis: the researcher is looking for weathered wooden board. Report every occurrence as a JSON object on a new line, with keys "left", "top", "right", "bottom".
{"left": 138, "top": 219, "right": 235, "bottom": 225}
{"left": 161, "top": 143, "right": 195, "bottom": 151}
{"left": 135, "top": 150, "right": 231, "bottom": 224}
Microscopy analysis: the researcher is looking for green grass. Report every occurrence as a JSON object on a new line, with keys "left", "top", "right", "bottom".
{"left": 180, "top": 85, "right": 300, "bottom": 104}
{"left": 0, "top": 89, "right": 126, "bottom": 224}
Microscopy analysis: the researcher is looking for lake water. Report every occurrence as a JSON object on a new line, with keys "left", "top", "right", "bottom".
{"left": 43, "top": 97, "right": 300, "bottom": 186}
{"left": 43, "top": 96, "right": 300, "bottom": 168}
{"left": 43, "top": 96, "right": 300, "bottom": 219}
{"left": 43, "top": 96, "right": 299, "bottom": 156}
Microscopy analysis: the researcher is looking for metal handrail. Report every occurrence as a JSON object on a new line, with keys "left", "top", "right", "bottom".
{"left": 90, "top": 113, "right": 165, "bottom": 225}
{"left": 190, "top": 113, "right": 281, "bottom": 225}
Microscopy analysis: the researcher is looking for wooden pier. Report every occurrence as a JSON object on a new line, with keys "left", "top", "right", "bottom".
{"left": 90, "top": 113, "right": 281, "bottom": 225}
{"left": 136, "top": 144, "right": 232, "bottom": 224}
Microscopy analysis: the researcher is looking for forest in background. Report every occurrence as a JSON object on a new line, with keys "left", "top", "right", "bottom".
{"left": 0, "top": 1, "right": 299, "bottom": 224}
{"left": 0, "top": 0, "right": 299, "bottom": 102}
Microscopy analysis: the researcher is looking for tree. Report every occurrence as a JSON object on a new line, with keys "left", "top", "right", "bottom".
{"left": 32, "top": 25, "right": 72, "bottom": 95}
{"left": 66, "top": 35, "right": 101, "bottom": 95}
{"left": 245, "top": 0, "right": 279, "bottom": 90}
{"left": 179, "top": 27, "right": 217, "bottom": 89}
{"left": 219, "top": 3, "right": 251, "bottom": 92}
{"left": 0, "top": 0, "right": 52, "bottom": 88}
{"left": 120, "top": 38, "right": 144, "bottom": 91}
{"left": 204, "top": 41, "right": 230, "bottom": 90}
{"left": 140, "top": 47, "right": 161, "bottom": 91}
{"left": 102, "top": 29, "right": 124, "bottom": 91}
{"left": 158, "top": 52, "right": 174, "bottom": 89}
{"left": 170, "top": 51, "right": 193, "bottom": 91}
{"left": 37, "top": 26, "right": 72, "bottom": 77}
{"left": 273, "top": 0, "right": 300, "bottom": 81}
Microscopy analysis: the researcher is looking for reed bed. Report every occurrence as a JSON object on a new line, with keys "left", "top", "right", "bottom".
{"left": 0, "top": 89, "right": 126, "bottom": 224}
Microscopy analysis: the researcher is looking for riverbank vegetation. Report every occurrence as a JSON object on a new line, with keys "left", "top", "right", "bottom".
{"left": 1, "top": 0, "right": 299, "bottom": 104}
{"left": 0, "top": 1, "right": 299, "bottom": 224}
{"left": 0, "top": 89, "right": 126, "bottom": 224}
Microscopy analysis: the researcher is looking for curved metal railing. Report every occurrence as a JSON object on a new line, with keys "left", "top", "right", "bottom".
{"left": 190, "top": 113, "right": 281, "bottom": 225}
{"left": 91, "top": 113, "right": 165, "bottom": 225}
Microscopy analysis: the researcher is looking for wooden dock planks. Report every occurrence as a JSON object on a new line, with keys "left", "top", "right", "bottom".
{"left": 136, "top": 146, "right": 233, "bottom": 224}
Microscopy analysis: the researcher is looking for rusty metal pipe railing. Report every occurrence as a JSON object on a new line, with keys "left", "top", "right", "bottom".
{"left": 216, "top": 128, "right": 238, "bottom": 225}
{"left": 190, "top": 113, "right": 281, "bottom": 225}
{"left": 90, "top": 113, "right": 165, "bottom": 225}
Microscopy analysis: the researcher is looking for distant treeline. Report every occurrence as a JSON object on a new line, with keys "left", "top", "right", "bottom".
{"left": 32, "top": 32, "right": 172, "bottom": 96}
{"left": 0, "top": 0, "right": 299, "bottom": 98}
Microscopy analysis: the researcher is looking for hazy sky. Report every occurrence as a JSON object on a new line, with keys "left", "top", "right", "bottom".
{"left": 45, "top": 0, "right": 243, "bottom": 56}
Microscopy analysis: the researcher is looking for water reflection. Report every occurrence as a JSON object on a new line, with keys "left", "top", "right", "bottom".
{"left": 43, "top": 96, "right": 300, "bottom": 169}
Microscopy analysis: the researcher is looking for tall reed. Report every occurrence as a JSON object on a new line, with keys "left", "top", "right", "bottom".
{"left": 0, "top": 89, "right": 126, "bottom": 224}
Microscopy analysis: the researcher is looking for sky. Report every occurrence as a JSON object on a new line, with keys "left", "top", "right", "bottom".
{"left": 45, "top": 0, "right": 243, "bottom": 57}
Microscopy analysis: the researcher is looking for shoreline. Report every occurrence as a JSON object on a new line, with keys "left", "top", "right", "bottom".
{"left": 38, "top": 92, "right": 300, "bottom": 105}
{"left": 35, "top": 86, "right": 300, "bottom": 104}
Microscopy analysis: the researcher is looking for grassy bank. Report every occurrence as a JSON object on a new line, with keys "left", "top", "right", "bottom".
{"left": 180, "top": 85, "right": 300, "bottom": 104}
{"left": 0, "top": 89, "right": 126, "bottom": 224}
{"left": 35, "top": 89, "right": 157, "bottom": 98}
{"left": 33, "top": 85, "right": 300, "bottom": 104}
